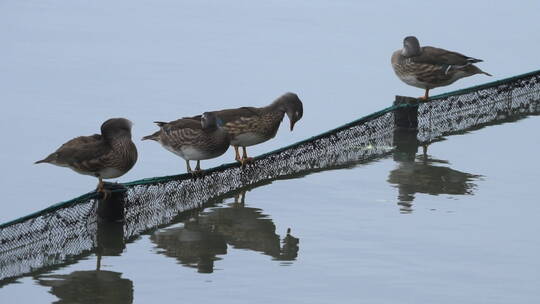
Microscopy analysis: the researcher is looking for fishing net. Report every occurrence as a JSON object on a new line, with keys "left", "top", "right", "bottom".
{"left": 1, "top": 69, "right": 540, "bottom": 283}
{"left": 418, "top": 71, "right": 540, "bottom": 142}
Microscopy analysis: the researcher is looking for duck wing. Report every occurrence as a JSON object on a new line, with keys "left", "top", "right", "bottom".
{"left": 412, "top": 46, "right": 483, "bottom": 67}
{"left": 158, "top": 118, "right": 207, "bottom": 146}
{"left": 37, "top": 134, "right": 112, "bottom": 173}
{"left": 210, "top": 107, "right": 261, "bottom": 123}
{"left": 183, "top": 107, "right": 261, "bottom": 122}
{"left": 143, "top": 118, "right": 203, "bottom": 142}
{"left": 160, "top": 118, "right": 202, "bottom": 131}
{"left": 56, "top": 134, "right": 102, "bottom": 149}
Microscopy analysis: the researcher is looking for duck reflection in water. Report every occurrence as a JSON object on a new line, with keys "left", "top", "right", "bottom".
{"left": 389, "top": 130, "right": 481, "bottom": 213}
{"left": 38, "top": 270, "right": 133, "bottom": 304}
{"left": 150, "top": 217, "right": 227, "bottom": 273}
{"left": 36, "top": 222, "right": 133, "bottom": 304}
{"left": 151, "top": 190, "right": 299, "bottom": 273}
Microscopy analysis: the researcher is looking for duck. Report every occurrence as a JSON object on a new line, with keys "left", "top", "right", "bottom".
{"left": 189, "top": 92, "right": 303, "bottom": 165}
{"left": 35, "top": 118, "right": 138, "bottom": 196}
{"left": 391, "top": 36, "right": 491, "bottom": 99}
{"left": 142, "top": 112, "right": 230, "bottom": 175}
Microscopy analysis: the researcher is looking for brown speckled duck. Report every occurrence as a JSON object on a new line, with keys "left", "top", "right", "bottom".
{"left": 142, "top": 112, "right": 230, "bottom": 175}
{"left": 35, "top": 118, "right": 138, "bottom": 196}
{"left": 190, "top": 92, "right": 303, "bottom": 165}
{"left": 391, "top": 36, "right": 491, "bottom": 99}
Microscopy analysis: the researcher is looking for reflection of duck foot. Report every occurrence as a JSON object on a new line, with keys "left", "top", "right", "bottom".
{"left": 96, "top": 253, "right": 102, "bottom": 271}
{"left": 233, "top": 191, "right": 246, "bottom": 206}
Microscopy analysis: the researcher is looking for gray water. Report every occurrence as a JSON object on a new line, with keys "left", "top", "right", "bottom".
{"left": 1, "top": 1, "right": 539, "bottom": 303}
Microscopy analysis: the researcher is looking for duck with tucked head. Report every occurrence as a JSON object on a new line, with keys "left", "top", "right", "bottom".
{"left": 142, "top": 112, "right": 230, "bottom": 175}
{"left": 391, "top": 36, "right": 491, "bottom": 100}
{"left": 35, "top": 118, "right": 138, "bottom": 196}
{"left": 189, "top": 92, "right": 303, "bottom": 165}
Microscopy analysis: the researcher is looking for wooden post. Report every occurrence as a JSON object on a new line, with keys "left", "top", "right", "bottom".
{"left": 393, "top": 96, "right": 419, "bottom": 129}
{"left": 97, "top": 182, "right": 127, "bottom": 222}
{"left": 393, "top": 96, "right": 420, "bottom": 161}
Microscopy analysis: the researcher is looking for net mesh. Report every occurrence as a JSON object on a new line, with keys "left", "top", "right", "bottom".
{"left": 1, "top": 69, "right": 540, "bottom": 283}
{"left": 418, "top": 71, "right": 540, "bottom": 142}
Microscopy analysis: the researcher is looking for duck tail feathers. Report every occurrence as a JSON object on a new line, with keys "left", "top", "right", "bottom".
{"left": 153, "top": 121, "right": 168, "bottom": 127}
{"left": 467, "top": 57, "right": 483, "bottom": 64}
{"left": 142, "top": 132, "right": 160, "bottom": 141}
{"left": 465, "top": 64, "right": 492, "bottom": 77}
{"left": 34, "top": 153, "right": 56, "bottom": 164}
{"left": 475, "top": 66, "right": 492, "bottom": 76}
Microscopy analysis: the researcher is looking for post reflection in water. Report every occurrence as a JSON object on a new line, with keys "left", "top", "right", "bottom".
{"left": 151, "top": 190, "right": 299, "bottom": 273}
{"left": 388, "top": 129, "right": 481, "bottom": 213}
{"left": 36, "top": 221, "right": 134, "bottom": 304}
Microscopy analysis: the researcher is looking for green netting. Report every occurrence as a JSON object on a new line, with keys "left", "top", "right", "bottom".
{"left": 1, "top": 69, "right": 539, "bottom": 283}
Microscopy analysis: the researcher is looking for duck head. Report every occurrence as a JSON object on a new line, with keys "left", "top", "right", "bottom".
{"left": 274, "top": 92, "right": 303, "bottom": 131}
{"left": 402, "top": 36, "right": 421, "bottom": 57}
{"left": 101, "top": 118, "right": 133, "bottom": 140}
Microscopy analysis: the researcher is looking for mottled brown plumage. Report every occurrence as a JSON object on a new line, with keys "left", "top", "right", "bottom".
{"left": 35, "top": 118, "right": 138, "bottom": 194}
{"left": 188, "top": 92, "right": 303, "bottom": 164}
{"left": 391, "top": 36, "right": 491, "bottom": 99}
{"left": 142, "top": 112, "right": 230, "bottom": 174}
{"left": 221, "top": 109, "right": 284, "bottom": 142}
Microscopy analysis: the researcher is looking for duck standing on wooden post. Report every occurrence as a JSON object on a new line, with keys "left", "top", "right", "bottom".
{"left": 35, "top": 118, "right": 138, "bottom": 197}
{"left": 391, "top": 36, "right": 491, "bottom": 100}
{"left": 142, "top": 112, "right": 230, "bottom": 176}
{"left": 190, "top": 92, "right": 303, "bottom": 165}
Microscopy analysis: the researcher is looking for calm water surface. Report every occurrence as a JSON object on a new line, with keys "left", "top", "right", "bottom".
{"left": 1, "top": 1, "right": 539, "bottom": 303}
